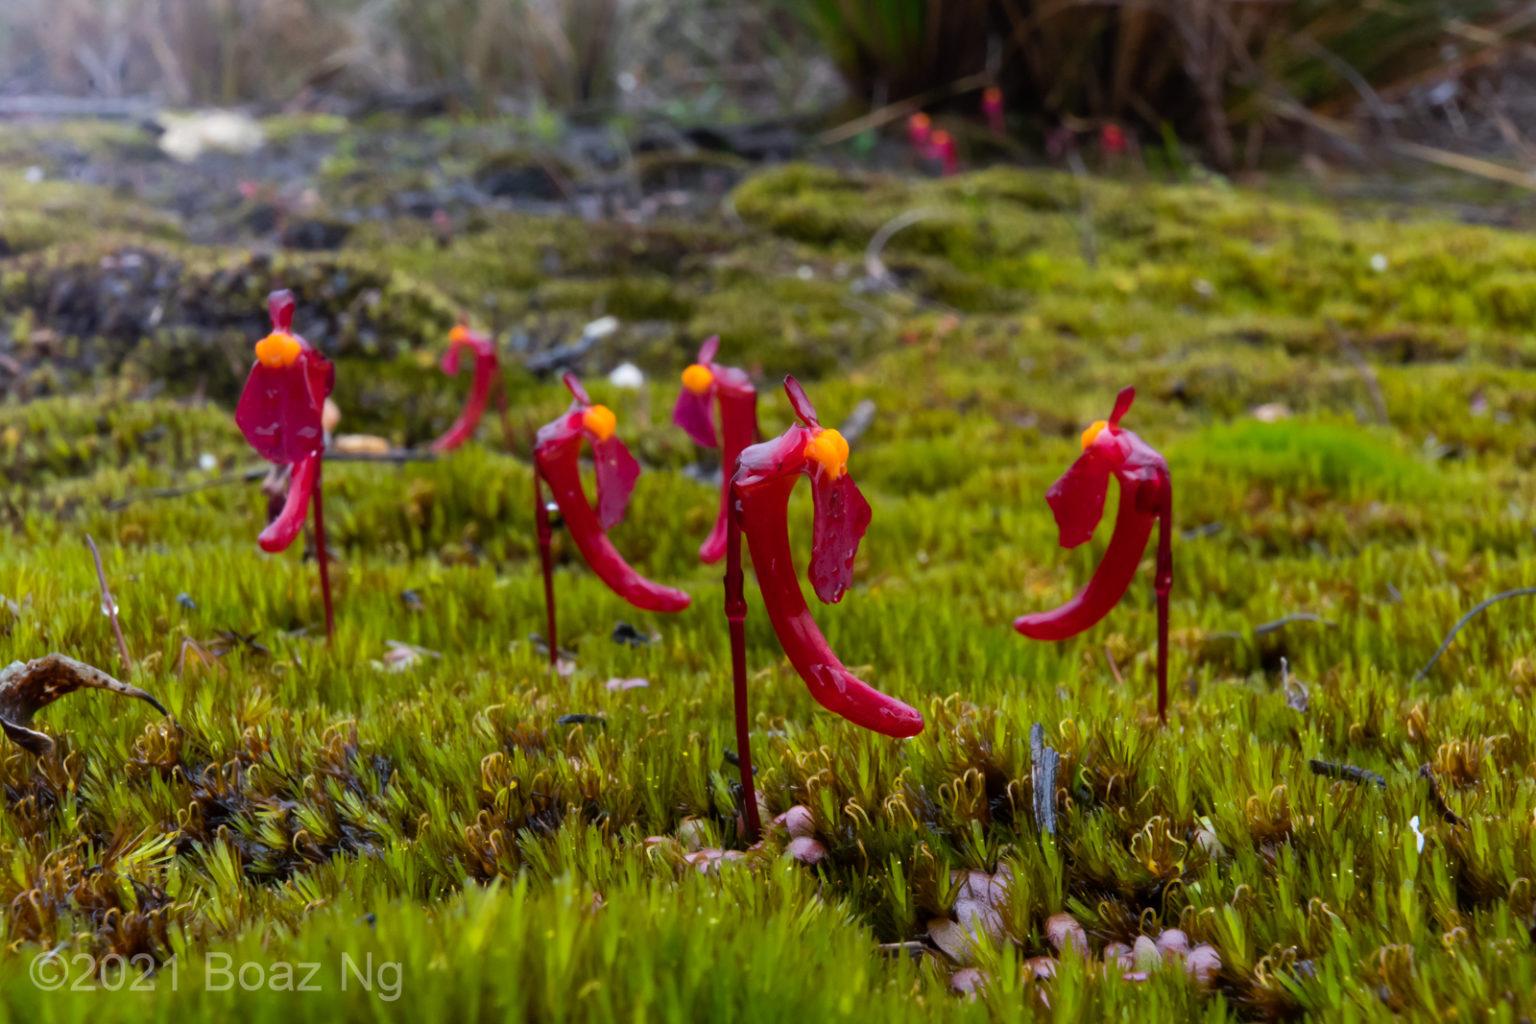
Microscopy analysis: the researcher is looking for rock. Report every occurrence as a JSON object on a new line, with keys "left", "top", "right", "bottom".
{"left": 604, "top": 677, "right": 649, "bottom": 692}
{"left": 1155, "top": 928, "right": 1191, "bottom": 959}
{"left": 1026, "top": 956, "right": 1057, "bottom": 980}
{"left": 1194, "top": 825, "right": 1226, "bottom": 860}
{"left": 682, "top": 847, "right": 745, "bottom": 874}
{"left": 949, "top": 967, "right": 987, "bottom": 997}
{"left": 1103, "top": 941, "right": 1133, "bottom": 972}
{"left": 158, "top": 110, "right": 264, "bottom": 162}
{"left": 608, "top": 362, "right": 644, "bottom": 389}
{"left": 1186, "top": 944, "right": 1222, "bottom": 986}
{"left": 1045, "top": 912, "right": 1088, "bottom": 956}
{"left": 773, "top": 805, "right": 816, "bottom": 839}
{"left": 951, "top": 865, "right": 1012, "bottom": 942}
{"left": 927, "top": 917, "right": 975, "bottom": 964}
{"left": 332, "top": 433, "right": 391, "bottom": 455}
{"left": 785, "top": 836, "right": 827, "bottom": 865}
{"left": 281, "top": 216, "right": 351, "bottom": 251}
{"left": 675, "top": 817, "right": 710, "bottom": 851}
{"left": 1132, "top": 935, "right": 1162, "bottom": 972}
{"left": 473, "top": 154, "right": 565, "bottom": 201}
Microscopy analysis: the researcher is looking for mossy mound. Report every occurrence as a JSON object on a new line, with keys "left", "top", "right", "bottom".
{"left": 4, "top": 145, "right": 1536, "bottom": 1020}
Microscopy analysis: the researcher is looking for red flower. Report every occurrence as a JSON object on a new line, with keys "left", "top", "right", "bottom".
{"left": 235, "top": 290, "right": 332, "bottom": 469}
{"left": 907, "top": 112, "right": 933, "bottom": 154}
{"left": 431, "top": 323, "right": 501, "bottom": 452}
{"left": 533, "top": 373, "right": 690, "bottom": 616}
{"left": 234, "top": 290, "right": 337, "bottom": 638}
{"left": 731, "top": 376, "right": 922, "bottom": 734}
{"left": 724, "top": 377, "right": 922, "bottom": 837}
{"left": 930, "top": 130, "right": 959, "bottom": 176}
{"left": 673, "top": 335, "right": 759, "bottom": 563}
{"left": 982, "top": 86, "right": 1005, "bottom": 135}
{"left": 1101, "top": 123, "right": 1129, "bottom": 157}
{"left": 1015, "top": 386, "right": 1173, "bottom": 719}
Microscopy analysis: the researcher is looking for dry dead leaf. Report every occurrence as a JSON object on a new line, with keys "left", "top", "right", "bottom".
{"left": 0, "top": 654, "right": 167, "bottom": 756}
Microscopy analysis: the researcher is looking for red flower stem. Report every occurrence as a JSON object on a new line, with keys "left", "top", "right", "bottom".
{"left": 1154, "top": 490, "right": 1173, "bottom": 725}
{"left": 724, "top": 490, "right": 761, "bottom": 842}
{"left": 312, "top": 458, "right": 334, "bottom": 642}
{"left": 534, "top": 472, "right": 558, "bottom": 667}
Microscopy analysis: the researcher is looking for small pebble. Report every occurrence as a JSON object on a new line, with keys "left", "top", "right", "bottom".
{"left": 675, "top": 817, "right": 709, "bottom": 851}
{"left": 1186, "top": 944, "right": 1222, "bottom": 986}
{"left": 785, "top": 836, "right": 827, "bottom": 866}
{"left": 1155, "top": 928, "right": 1191, "bottom": 959}
{"left": 1132, "top": 935, "right": 1162, "bottom": 972}
{"left": 773, "top": 805, "right": 815, "bottom": 839}
{"left": 1103, "top": 941, "right": 1133, "bottom": 971}
{"left": 608, "top": 362, "right": 644, "bottom": 389}
{"left": 949, "top": 967, "right": 986, "bottom": 997}
{"left": 927, "top": 917, "right": 974, "bottom": 964}
{"left": 604, "top": 677, "right": 649, "bottom": 692}
{"left": 1045, "top": 912, "right": 1088, "bottom": 956}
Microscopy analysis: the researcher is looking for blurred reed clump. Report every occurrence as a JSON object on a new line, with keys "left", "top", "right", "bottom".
{"left": 0, "top": 0, "right": 827, "bottom": 117}
{"left": 782, "top": 0, "right": 1536, "bottom": 165}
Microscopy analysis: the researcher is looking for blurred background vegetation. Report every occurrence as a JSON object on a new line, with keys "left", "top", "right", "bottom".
{"left": 2, "top": 0, "right": 1535, "bottom": 168}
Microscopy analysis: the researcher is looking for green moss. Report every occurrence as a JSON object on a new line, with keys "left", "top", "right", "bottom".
{"left": 8, "top": 151, "right": 1536, "bottom": 1021}
{"left": 1172, "top": 420, "right": 1439, "bottom": 500}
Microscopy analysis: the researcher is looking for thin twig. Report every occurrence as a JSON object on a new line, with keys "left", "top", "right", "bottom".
{"left": 105, "top": 449, "right": 437, "bottom": 511}
{"left": 328, "top": 449, "right": 439, "bottom": 464}
{"left": 1104, "top": 645, "right": 1124, "bottom": 686}
{"left": 84, "top": 535, "right": 133, "bottom": 674}
{"left": 1418, "top": 764, "right": 1465, "bottom": 826}
{"left": 105, "top": 468, "right": 267, "bottom": 510}
{"left": 814, "top": 71, "right": 994, "bottom": 146}
{"left": 1414, "top": 587, "right": 1536, "bottom": 680}
{"left": 876, "top": 941, "right": 932, "bottom": 962}
{"left": 1309, "top": 758, "right": 1385, "bottom": 789}
{"left": 1254, "top": 612, "right": 1336, "bottom": 637}
{"left": 838, "top": 400, "right": 878, "bottom": 447}
{"left": 864, "top": 209, "right": 939, "bottom": 290}
{"left": 1274, "top": 100, "right": 1536, "bottom": 191}
{"left": 1327, "top": 321, "right": 1389, "bottom": 426}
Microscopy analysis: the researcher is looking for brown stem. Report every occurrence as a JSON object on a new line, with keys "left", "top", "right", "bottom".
{"left": 725, "top": 488, "right": 760, "bottom": 841}
{"left": 312, "top": 460, "right": 335, "bottom": 641}
{"left": 534, "top": 472, "right": 558, "bottom": 668}
{"left": 84, "top": 535, "right": 133, "bottom": 674}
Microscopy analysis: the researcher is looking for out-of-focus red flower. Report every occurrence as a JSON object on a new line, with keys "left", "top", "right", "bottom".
{"left": 930, "top": 130, "right": 959, "bottom": 176}
{"left": 533, "top": 373, "right": 690, "bottom": 614}
{"left": 907, "top": 112, "right": 933, "bottom": 154}
{"left": 233, "top": 289, "right": 338, "bottom": 638}
{"left": 982, "top": 86, "right": 1005, "bottom": 135}
{"left": 673, "top": 335, "right": 758, "bottom": 563}
{"left": 1101, "top": 123, "right": 1129, "bottom": 157}
{"left": 431, "top": 322, "right": 500, "bottom": 452}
